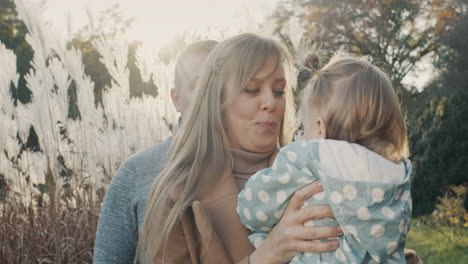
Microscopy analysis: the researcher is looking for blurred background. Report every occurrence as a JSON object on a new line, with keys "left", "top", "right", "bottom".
{"left": 0, "top": 0, "right": 466, "bottom": 263}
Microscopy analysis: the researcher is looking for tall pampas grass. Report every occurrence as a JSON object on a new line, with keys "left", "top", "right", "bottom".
{"left": 1, "top": 0, "right": 178, "bottom": 262}
{"left": 0, "top": 0, "right": 292, "bottom": 262}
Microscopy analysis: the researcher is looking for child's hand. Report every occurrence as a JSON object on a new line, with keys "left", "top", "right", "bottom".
{"left": 249, "top": 181, "right": 343, "bottom": 264}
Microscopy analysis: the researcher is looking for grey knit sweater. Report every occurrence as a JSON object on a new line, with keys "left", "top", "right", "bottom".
{"left": 93, "top": 138, "right": 172, "bottom": 264}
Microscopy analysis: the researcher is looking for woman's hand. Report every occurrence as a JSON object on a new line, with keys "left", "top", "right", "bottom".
{"left": 249, "top": 181, "right": 343, "bottom": 264}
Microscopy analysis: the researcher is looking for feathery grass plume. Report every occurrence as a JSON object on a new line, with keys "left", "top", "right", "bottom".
{"left": 0, "top": 43, "right": 19, "bottom": 115}
{"left": 0, "top": 43, "right": 18, "bottom": 151}
{"left": 2, "top": 0, "right": 177, "bottom": 262}
{"left": 281, "top": 17, "right": 305, "bottom": 53}
{"left": 0, "top": 41, "right": 35, "bottom": 203}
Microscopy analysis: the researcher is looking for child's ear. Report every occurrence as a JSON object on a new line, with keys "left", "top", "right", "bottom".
{"left": 170, "top": 88, "right": 182, "bottom": 113}
{"left": 317, "top": 118, "right": 327, "bottom": 139}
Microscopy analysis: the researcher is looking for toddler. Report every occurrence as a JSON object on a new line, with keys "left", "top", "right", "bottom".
{"left": 238, "top": 52, "right": 412, "bottom": 264}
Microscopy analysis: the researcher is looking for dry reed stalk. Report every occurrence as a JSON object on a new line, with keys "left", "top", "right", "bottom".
{"left": 0, "top": 188, "right": 101, "bottom": 264}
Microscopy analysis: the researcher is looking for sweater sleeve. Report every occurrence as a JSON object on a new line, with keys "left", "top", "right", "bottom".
{"left": 94, "top": 161, "right": 138, "bottom": 264}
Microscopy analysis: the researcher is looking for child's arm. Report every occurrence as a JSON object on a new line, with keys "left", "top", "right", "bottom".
{"left": 237, "top": 141, "right": 322, "bottom": 233}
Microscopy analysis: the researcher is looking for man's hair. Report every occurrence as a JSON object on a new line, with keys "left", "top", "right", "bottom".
{"left": 174, "top": 40, "right": 218, "bottom": 91}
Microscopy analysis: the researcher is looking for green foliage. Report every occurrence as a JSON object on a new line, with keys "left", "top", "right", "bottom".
{"left": 0, "top": 173, "right": 8, "bottom": 202}
{"left": 127, "top": 41, "right": 159, "bottom": 98}
{"left": 0, "top": 0, "right": 32, "bottom": 103}
{"left": 272, "top": 0, "right": 462, "bottom": 88}
{"left": 67, "top": 36, "right": 113, "bottom": 108}
{"left": 75, "top": 11, "right": 123, "bottom": 96}
{"left": 67, "top": 3, "right": 158, "bottom": 108}
{"left": 273, "top": 0, "right": 468, "bottom": 216}
{"left": 409, "top": 7, "right": 468, "bottom": 216}
{"left": 420, "top": 185, "right": 468, "bottom": 246}
{"left": 410, "top": 94, "right": 468, "bottom": 215}
{"left": 3, "top": 2, "right": 161, "bottom": 120}
{"left": 406, "top": 219, "right": 468, "bottom": 263}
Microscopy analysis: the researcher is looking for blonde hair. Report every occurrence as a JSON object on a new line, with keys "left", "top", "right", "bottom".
{"left": 302, "top": 52, "right": 409, "bottom": 162}
{"left": 137, "top": 33, "right": 296, "bottom": 263}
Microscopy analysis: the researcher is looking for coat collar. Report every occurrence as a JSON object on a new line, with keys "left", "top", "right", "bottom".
{"left": 169, "top": 147, "right": 278, "bottom": 203}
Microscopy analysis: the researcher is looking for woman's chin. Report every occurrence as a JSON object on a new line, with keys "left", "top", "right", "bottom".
{"left": 249, "top": 140, "right": 277, "bottom": 153}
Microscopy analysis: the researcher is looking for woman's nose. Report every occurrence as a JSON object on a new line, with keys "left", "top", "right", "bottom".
{"left": 260, "top": 90, "right": 275, "bottom": 111}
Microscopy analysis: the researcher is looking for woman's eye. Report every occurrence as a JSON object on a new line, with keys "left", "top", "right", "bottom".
{"left": 274, "top": 90, "right": 285, "bottom": 96}
{"left": 244, "top": 88, "right": 259, "bottom": 94}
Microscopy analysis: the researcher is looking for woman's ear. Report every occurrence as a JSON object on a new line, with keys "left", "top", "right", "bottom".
{"left": 317, "top": 118, "right": 327, "bottom": 139}
{"left": 170, "top": 88, "right": 182, "bottom": 113}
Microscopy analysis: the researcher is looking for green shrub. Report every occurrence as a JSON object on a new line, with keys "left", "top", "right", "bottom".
{"left": 420, "top": 185, "right": 468, "bottom": 247}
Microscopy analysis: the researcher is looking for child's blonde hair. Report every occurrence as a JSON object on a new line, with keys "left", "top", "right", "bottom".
{"left": 302, "top": 51, "right": 409, "bottom": 162}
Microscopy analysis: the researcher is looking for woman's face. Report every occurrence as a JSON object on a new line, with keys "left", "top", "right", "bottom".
{"left": 223, "top": 55, "right": 286, "bottom": 152}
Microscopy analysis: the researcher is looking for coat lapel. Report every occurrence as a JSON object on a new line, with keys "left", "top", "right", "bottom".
{"left": 197, "top": 169, "right": 255, "bottom": 263}
{"left": 171, "top": 169, "right": 254, "bottom": 264}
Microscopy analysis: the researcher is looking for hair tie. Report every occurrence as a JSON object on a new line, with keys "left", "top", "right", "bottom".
{"left": 315, "top": 69, "right": 322, "bottom": 77}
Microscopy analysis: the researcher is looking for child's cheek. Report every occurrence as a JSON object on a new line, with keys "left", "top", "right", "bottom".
{"left": 301, "top": 120, "right": 315, "bottom": 140}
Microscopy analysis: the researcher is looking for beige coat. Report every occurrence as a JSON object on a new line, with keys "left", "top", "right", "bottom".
{"left": 156, "top": 170, "right": 422, "bottom": 264}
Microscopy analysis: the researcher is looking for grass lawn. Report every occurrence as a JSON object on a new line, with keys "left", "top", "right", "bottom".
{"left": 406, "top": 220, "right": 468, "bottom": 264}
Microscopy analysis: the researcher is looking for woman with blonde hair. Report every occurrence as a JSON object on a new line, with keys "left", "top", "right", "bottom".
{"left": 137, "top": 33, "right": 344, "bottom": 264}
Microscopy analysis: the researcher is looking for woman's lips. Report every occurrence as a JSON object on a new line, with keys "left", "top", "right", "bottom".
{"left": 256, "top": 121, "right": 278, "bottom": 129}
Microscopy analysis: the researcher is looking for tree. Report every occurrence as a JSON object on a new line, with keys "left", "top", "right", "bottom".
{"left": 272, "top": 0, "right": 467, "bottom": 216}
{"left": 67, "top": 3, "right": 159, "bottom": 116}
{"left": 271, "top": 0, "right": 462, "bottom": 89}
{"left": 0, "top": 0, "right": 32, "bottom": 103}
{"left": 410, "top": 95, "right": 468, "bottom": 215}
{"left": 410, "top": 3, "right": 468, "bottom": 216}
{"left": 67, "top": 3, "right": 140, "bottom": 108}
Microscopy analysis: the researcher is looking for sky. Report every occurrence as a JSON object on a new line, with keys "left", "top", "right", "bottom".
{"left": 33, "top": 0, "right": 280, "bottom": 45}
{"left": 30, "top": 0, "right": 433, "bottom": 90}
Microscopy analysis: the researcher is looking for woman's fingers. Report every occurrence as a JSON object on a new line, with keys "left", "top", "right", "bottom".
{"left": 295, "top": 239, "right": 340, "bottom": 253}
{"left": 255, "top": 181, "right": 341, "bottom": 263}
{"left": 295, "top": 226, "right": 343, "bottom": 240}
{"left": 295, "top": 205, "right": 335, "bottom": 223}
{"left": 287, "top": 181, "right": 323, "bottom": 211}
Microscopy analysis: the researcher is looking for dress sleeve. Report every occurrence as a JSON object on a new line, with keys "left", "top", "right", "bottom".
{"left": 93, "top": 162, "right": 139, "bottom": 264}
{"left": 237, "top": 141, "right": 322, "bottom": 233}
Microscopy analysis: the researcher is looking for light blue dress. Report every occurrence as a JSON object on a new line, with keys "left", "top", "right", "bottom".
{"left": 237, "top": 139, "right": 412, "bottom": 264}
